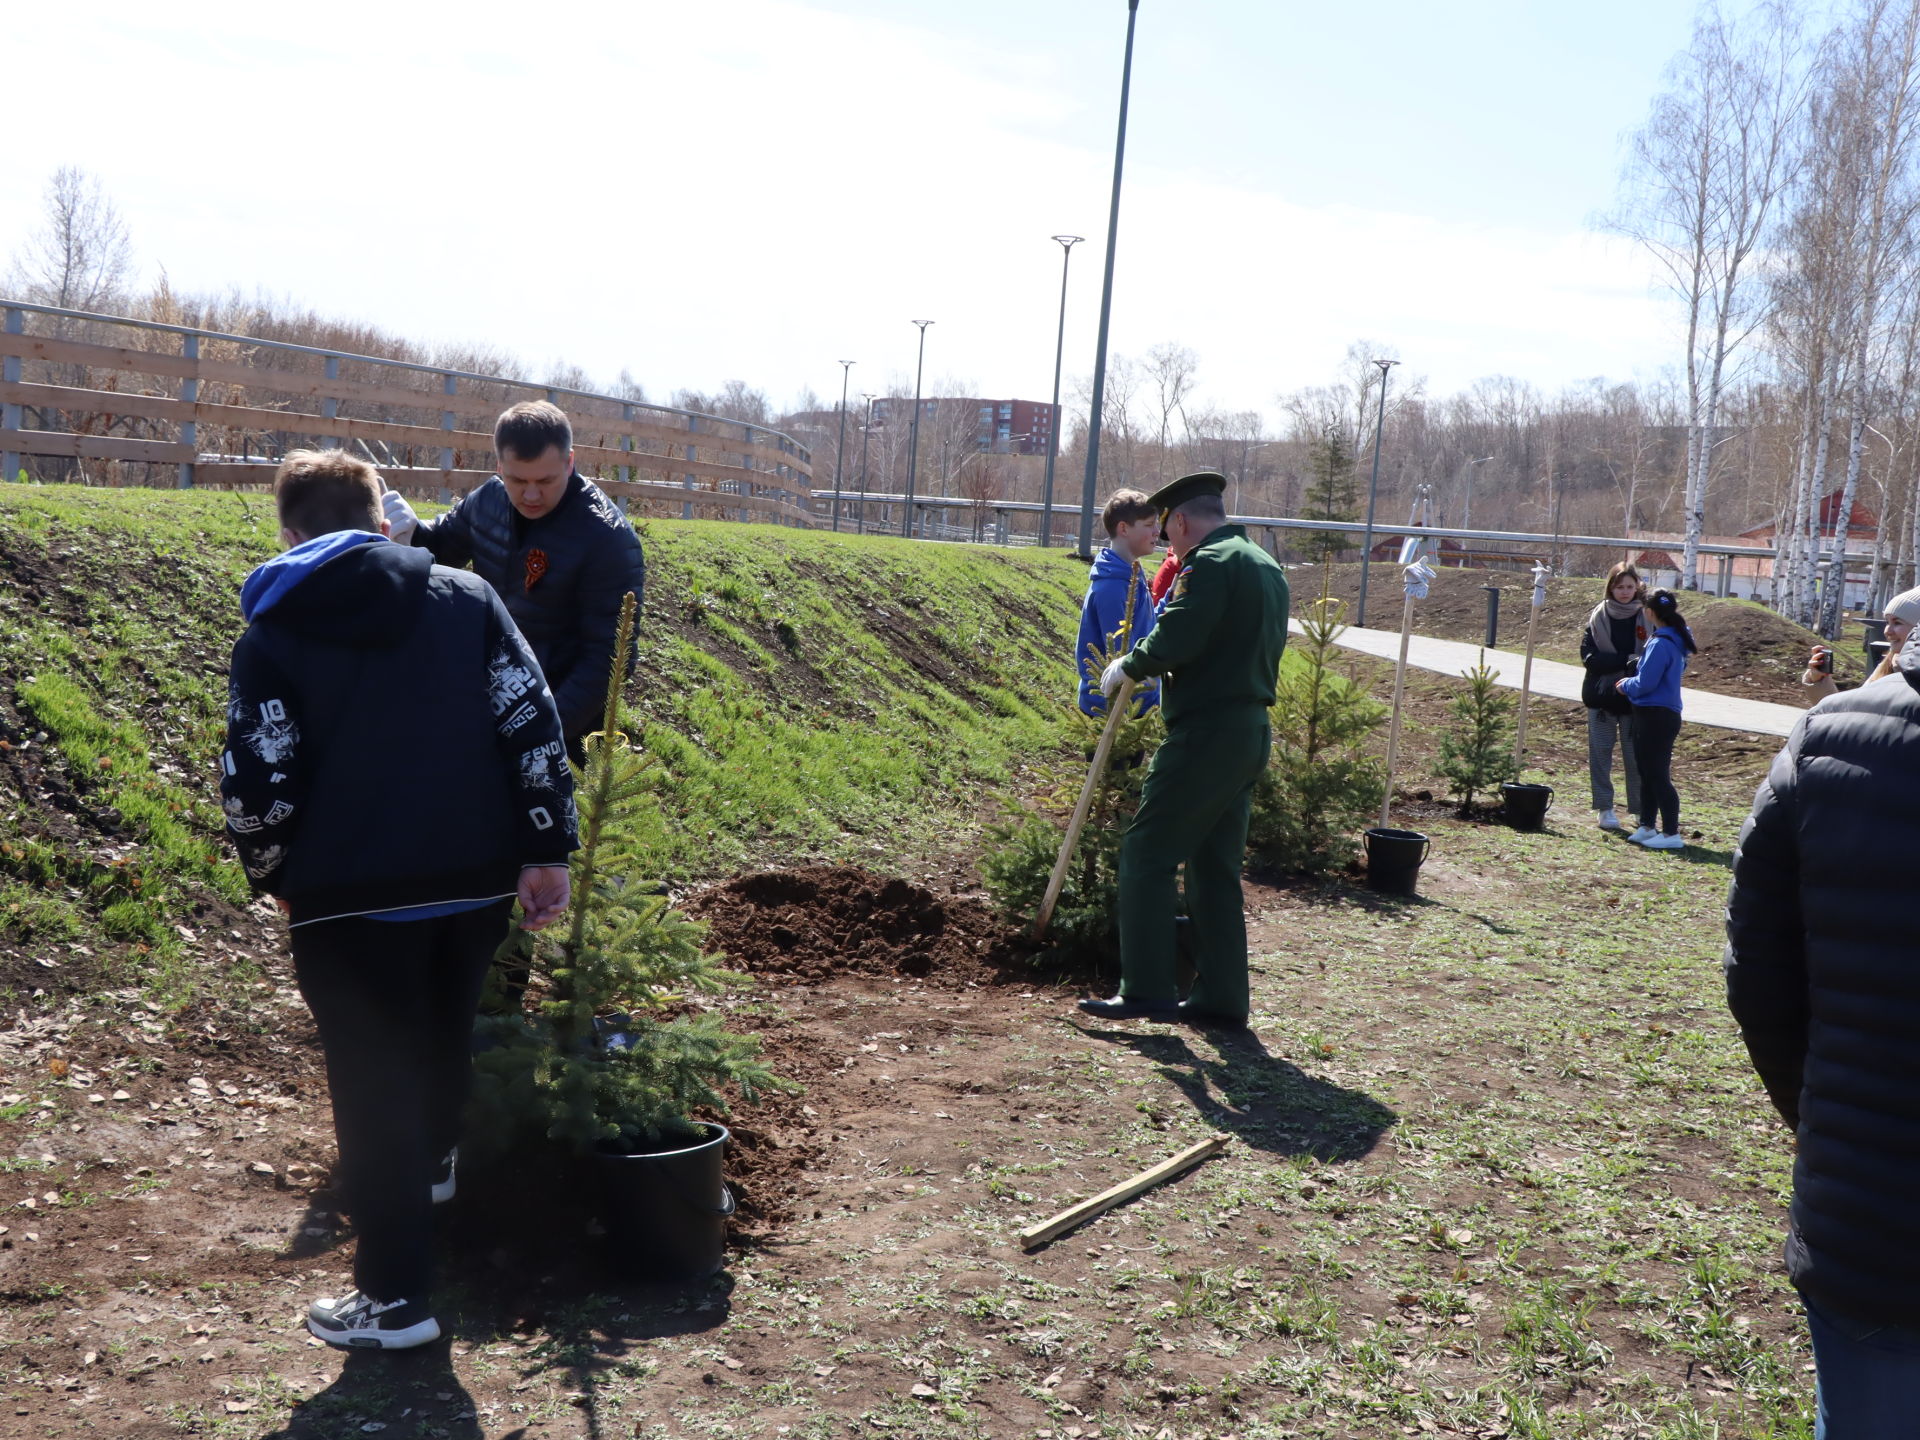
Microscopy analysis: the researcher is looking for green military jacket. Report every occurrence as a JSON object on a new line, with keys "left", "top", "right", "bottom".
{"left": 1120, "top": 526, "right": 1290, "bottom": 727}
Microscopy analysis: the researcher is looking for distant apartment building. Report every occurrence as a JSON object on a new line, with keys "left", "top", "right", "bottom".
{"left": 867, "top": 397, "right": 1059, "bottom": 455}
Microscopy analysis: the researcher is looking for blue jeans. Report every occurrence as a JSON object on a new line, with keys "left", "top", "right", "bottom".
{"left": 1807, "top": 1295, "right": 1920, "bottom": 1438}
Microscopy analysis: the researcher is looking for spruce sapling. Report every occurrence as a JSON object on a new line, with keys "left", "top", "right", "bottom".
{"left": 1435, "top": 654, "right": 1518, "bottom": 813}
{"left": 1251, "top": 591, "right": 1385, "bottom": 873}
{"left": 473, "top": 591, "right": 794, "bottom": 1155}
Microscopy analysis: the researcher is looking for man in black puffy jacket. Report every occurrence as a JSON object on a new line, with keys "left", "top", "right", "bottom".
{"left": 1726, "top": 635, "right": 1920, "bottom": 1432}
{"left": 383, "top": 400, "right": 646, "bottom": 750}
{"left": 222, "top": 450, "right": 576, "bottom": 1351}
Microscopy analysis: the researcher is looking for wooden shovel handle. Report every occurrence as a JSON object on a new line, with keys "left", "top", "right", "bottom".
{"left": 1034, "top": 677, "right": 1137, "bottom": 939}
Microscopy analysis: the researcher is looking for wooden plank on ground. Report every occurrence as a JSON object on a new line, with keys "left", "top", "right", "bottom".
{"left": 1016, "top": 1135, "right": 1230, "bottom": 1251}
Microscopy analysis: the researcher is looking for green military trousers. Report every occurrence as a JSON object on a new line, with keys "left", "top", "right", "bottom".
{"left": 1115, "top": 709, "right": 1271, "bottom": 1017}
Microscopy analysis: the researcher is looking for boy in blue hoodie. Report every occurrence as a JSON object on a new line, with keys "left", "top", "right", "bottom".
{"left": 221, "top": 450, "right": 578, "bottom": 1350}
{"left": 1077, "top": 489, "right": 1161, "bottom": 716}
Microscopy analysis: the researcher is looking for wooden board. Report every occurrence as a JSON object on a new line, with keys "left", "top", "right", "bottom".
{"left": 0, "top": 428, "right": 192, "bottom": 464}
{"left": 1016, "top": 1136, "right": 1231, "bottom": 1251}
{"left": 0, "top": 333, "right": 811, "bottom": 473}
{"left": 191, "top": 463, "right": 814, "bottom": 524}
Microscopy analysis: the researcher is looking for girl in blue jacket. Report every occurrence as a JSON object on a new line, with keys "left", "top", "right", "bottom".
{"left": 1614, "top": 588, "right": 1697, "bottom": 850}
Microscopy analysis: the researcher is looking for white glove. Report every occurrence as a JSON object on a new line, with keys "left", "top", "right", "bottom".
{"left": 381, "top": 489, "right": 419, "bottom": 545}
{"left": 1100, "top": 656, "right": 1131, "bottom": 696}
{"left": 1403, "top": 558, "right": 1436, "bottom": 601}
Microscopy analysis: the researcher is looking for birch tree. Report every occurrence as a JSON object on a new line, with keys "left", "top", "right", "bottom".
{"left": 1614, "top": 1, "right": 1804, "bottom": 591}
{"left": 1819, "top": 0, "right": 1920, "bottom": 633}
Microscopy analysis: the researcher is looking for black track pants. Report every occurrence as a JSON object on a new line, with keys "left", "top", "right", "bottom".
{"left": 290, "top": 900, "right": 512, "bottom": 1302}
{"left": 1630, "top": 705, "right": 1682, "bottom": 837}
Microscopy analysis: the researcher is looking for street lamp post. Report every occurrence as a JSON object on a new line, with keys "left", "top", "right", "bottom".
{"left": 1457, "top": 455, "right": 1494, "bottom": 532}
{"left": 1076, "top": 0, "right": 1143, "bottom": 559}
{"left": 831, "top": 359, "right": 854, "bottom": 532}
{"left": 1354, "top": 357, "right": 1400, "bottom": 628}
{"left": 856, "top": 393, "right": 876, "bottom": 536}
{"left": 1234, "top": 440, "right": 1272, "bottom": 516}
{"left": 1041, "top": 234, "right": 1082, "bottom": 548}
{"left": 904, "top": 320, "right": 933, "bottom": 539}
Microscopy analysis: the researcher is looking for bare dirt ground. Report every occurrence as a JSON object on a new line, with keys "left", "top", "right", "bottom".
{"left": 0, "top": 729, "right": 1812, "bottom": 1439}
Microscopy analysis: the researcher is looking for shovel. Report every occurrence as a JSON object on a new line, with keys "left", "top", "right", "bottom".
{"left": 1034, "top": 676, "right": 1136, "bottom": 939}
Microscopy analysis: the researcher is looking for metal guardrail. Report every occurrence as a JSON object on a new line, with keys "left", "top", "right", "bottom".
{"left": 811, "top": 491, "right": 1879, "bottom": 601}
{"left": 0, "top": 300, "right": 813, "bottom": 525}
{"left": 814, "top": 492, "right": 1791, "bottom": 559}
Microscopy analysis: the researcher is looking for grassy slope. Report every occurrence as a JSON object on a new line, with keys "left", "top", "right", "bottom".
{"left": 0, "top": 486, "right": 1091, "bottom": 1003}
{"left": 0, "top": 489, "right": 1821, "bottom": 1432}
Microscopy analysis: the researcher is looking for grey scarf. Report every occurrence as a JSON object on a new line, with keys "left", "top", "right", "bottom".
{"left": 1587, "top": 598, "right": 1644, "bottom": 658}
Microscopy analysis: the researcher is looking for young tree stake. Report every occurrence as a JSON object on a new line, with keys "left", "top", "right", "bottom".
{"left": 1514, "top": 563, "right": 1551, "bottom": 769}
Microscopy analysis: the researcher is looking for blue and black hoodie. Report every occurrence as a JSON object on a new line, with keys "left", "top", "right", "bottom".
{"left": 220, "top": 531, "right": 577, "bottom": 927}
{"left": 1076, "top": 547, "right": 1160, "bottom": 716}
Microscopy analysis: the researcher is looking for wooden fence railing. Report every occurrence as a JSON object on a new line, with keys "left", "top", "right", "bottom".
{"left": 0, "top": 302, "right": 813, "bottom": 525}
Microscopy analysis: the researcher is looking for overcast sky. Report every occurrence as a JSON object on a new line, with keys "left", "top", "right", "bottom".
{"left": 6, "top": 0, "right": 1725, "bottom": 425}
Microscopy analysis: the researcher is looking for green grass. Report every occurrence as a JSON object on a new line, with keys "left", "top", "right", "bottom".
{"left": 0, "top": 485, "right": 1092, "bottom": 996}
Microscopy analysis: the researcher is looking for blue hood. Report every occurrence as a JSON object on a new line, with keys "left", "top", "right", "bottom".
{"left": 1088, "top": 546, "right": 1144, "bottom": 585}
{"left": 241, "top": 531, "right": 387, "bottom": 621}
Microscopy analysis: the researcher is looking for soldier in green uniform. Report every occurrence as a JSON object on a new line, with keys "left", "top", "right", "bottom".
{"left": 1079, "top": 471, "right": 1290, "bottom": 1027}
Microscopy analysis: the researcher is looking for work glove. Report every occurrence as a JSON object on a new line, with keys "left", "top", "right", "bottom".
{"left": 381, "top": 489, "right": 419, "bottom": 545}
{"left": 1100, "top": 655, "right": 1131, "bottom": 697}
{"left": 1402, "top": 558, "right": 1436, "bottom": 601}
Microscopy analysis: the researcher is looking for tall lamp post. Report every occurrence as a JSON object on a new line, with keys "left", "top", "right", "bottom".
{"left": 1457, "top": 454, "right": 1493, "bottom": 563}
{"left": 1354, "top": 357, "right": 1400, "bottom": 628}
{"left": 1457, "top": 455, "right": 1494, "bottom": 531}
{"left": 1041, "top": 234, "right": 1083, "bottom": 548}
{"left": 904, "top": 320, "right": 934, "bottom": 539}
{"left": 831, "top": 359, "right": 854, "bottom": 532}
{"left": 1076, "top": 0, "right": 1143, "bottom": 559}
{"left": 855, "top": 393, "right": 876, "bottom": 536}
{"left": 1234, "top": 440, "right": 1272, "bottom": 517}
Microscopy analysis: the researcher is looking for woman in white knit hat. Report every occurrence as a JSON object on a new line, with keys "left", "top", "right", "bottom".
{"left": 1802, "top": 585, "right": 1920, "bottom": 699}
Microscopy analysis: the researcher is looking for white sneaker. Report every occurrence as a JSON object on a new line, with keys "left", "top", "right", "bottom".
{"left": 1626, "top": 826, "right": 1658, "bottom": 845}
{"left": 1598, "top": 809, "right": 1621, "bottom": 831}
{"left": 306, "top": 1290, "right": 441, "bottom": 1350}
{"left": 1643, "top": 833, "right": 1686, "bottom": 851}
{"left": 431, "top": 1147, "right": 457, "bottom": 1206}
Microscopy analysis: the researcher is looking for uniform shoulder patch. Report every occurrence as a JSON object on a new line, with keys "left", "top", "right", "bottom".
{"left": 1171, "top": 565, "right": 1194, "bottom": 600}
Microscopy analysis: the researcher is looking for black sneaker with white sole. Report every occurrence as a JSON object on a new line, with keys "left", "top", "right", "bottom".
{"left": 306, "top": 1291, "right": 441, "bottom": 1350}
{"left": 431, "top": 1147, "right": 457, "bottom": 1206}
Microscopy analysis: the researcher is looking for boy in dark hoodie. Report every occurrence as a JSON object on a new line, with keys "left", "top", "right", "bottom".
{"left": 1077, "top": 489, "right": 1162, "bottom": 716}
{"left": 220, "top": 450, "right": 578, "bottom": 1350}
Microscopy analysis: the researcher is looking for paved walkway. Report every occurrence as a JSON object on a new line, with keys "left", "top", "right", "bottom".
{"left": 1296, "top": 621, "right": 1804, "bottom": 738}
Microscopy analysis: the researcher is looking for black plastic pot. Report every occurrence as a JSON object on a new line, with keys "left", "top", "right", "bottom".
{"left": 595, "top": 1121, "right": 734, "bottom": 1282}
{"left": 1364, "top": 827, "right": 1430, "bottom": 896}
{"left": 1501, "top": 781, "right": 1554, "bottom": 831}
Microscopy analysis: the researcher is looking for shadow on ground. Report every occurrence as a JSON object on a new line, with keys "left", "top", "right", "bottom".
{"left": 1075, "top": 1025, "right": 1397, "bottom": 1160}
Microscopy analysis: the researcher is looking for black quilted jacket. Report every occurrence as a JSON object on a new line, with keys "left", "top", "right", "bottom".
{"left": 412, "top": 472, "right": 645, "bottom": 741}
{"left": 1725, "top": 655, "right": 1920, "bottom": 1324}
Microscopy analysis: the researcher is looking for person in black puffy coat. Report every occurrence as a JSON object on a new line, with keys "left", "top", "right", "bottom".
{"left": 383, "top": 401, "right": 646, "bottom": 749}
{"left": 1726, "top": 631, "right": 1920, "bottom": 1432}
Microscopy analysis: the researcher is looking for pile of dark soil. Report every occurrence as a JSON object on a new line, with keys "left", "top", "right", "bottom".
{"left": 691, "top": 865, "right": 1032, "bottom": 985}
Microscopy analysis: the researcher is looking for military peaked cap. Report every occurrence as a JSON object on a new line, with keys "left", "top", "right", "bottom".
{"left": 1147, "top": 470, "right": 1228, "bottom": 540}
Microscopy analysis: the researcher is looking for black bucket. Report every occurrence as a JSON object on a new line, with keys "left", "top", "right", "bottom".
{"left": 1364, "top": 827, "right": 1430, "bottom": 896}
{"left": 595, "top": 1121, "right": 734, "bottom": 1282}
{"left": 1501, "top": 781, "right": 1554, "bottom": 831}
